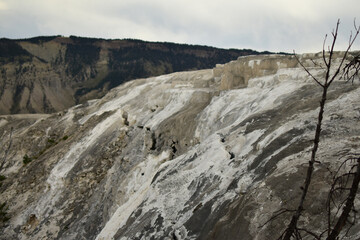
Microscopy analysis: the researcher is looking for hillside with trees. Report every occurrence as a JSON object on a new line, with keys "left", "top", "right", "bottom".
{"left": 0, "top": 36, "right": 272, "bottom": 114}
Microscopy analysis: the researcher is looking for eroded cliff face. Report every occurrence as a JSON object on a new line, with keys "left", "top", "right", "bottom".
{"left": 0, "top": 53, "right": 359, "bottom": 240}
{"left": 0, "top": 37, "right": 262, "bottom": 114}
{"left": 215, "top": 54, "right": 298, "bottom": 90}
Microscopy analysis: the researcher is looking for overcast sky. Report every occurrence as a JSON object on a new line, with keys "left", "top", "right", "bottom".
{"left": 0, "top": 0, "right": 359, "bottom": 53}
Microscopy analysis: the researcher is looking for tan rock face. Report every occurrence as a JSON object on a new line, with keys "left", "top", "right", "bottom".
{"left": 217, "top": 54, "right": 298, "bottom": 90}
{"left": 0, "top": 58, "right": 75, "bottom": 114}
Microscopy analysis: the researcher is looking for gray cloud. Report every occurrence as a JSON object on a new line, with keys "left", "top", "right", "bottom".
{"left": 0, "top": 0, "right": 359, "bottom": 53}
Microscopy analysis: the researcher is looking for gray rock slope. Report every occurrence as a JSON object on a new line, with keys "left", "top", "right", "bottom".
{"left": 0, "top": 53, "right": 359, "bottom": 239}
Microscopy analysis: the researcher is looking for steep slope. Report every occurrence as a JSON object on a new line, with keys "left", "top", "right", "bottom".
{"left": 0, "top": 53, "right": 359, "bottom": 239}
{"left": 0, "top": 36, "right": 268, "bottom": 114}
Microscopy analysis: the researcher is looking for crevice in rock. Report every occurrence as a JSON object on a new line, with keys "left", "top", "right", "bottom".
{"left": 149, "top": 132, "right": 157, "bottom": 151}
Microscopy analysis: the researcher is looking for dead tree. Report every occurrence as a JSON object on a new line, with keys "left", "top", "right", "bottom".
{"left": 326, "top": 153, "right": 360, "bottom": 240}
{"left": 281, "top": 19, "right": 360, "bottom": 240}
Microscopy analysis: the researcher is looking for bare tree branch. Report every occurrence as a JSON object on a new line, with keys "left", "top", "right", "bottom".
{"left": 297, "top": 228, "right": 321, "bottom": 239}
{"left": 311, "top": 58, "right": 325, "bottom": 70}
{"left": 293, "top": 51, "right": 324, "bottom": 87}
{"left": 323, "top": 34, "right": 329, "bottom": 67}
{"left": 327, "top": 158, "right": 360, "bottom": 239}
{"left": 282, "top": 19, "right": 360, "bottom": 240}
{"left": 260, "top": 208, "right": 296, "bottom": 228}
{"left": 343, "top": 54, "right": 360, "bottom": 83}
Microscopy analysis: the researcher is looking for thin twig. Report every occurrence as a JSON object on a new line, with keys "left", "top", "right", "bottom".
{"left": 293, "top": 51, "right": 324, "bottom": 87}
{"left": 323, "top": 34, "right": 329, "bottom": 67}
{"left": 260, "top": 208, "right": 296, "bottom": 228}
{"left": 297, "top": 228, "right": 321, "bottom": 239}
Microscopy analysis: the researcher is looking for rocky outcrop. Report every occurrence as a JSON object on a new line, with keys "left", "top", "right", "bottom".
{"left": 0, "top": 36, "right": 267, "bottom": 114}
{"left": 0, "top": 53, "right": 359, "bottom": 239}
{"left": 214, "top": 54, "right": 298, "bottom": 90}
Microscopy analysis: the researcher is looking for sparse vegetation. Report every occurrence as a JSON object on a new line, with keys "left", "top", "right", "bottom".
{"left": 0, "top": 39, "right": 31, "bottom": 63}
{"left": 0, "top": 175, "right": 5, "bottom": 188}
{"left": 34, "top": 136, "right": 61, "bottom": 159}
{"left": 22, "top": 154, "right": 32, "bottom": 165}
{"left": 0, "top": 202, "right": 10, "bottom": 223}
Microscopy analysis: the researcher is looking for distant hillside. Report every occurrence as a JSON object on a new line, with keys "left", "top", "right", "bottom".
{"left": 0, "top": 36, "right": 273, "bottom": 114}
